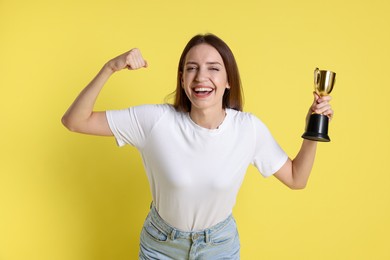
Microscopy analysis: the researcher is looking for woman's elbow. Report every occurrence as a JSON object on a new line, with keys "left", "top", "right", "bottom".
{"left": 61, "top": 115, "right": 77, "bottom": 132}
{"left": 289, "top": 181, "right": 308, "bottom": 190}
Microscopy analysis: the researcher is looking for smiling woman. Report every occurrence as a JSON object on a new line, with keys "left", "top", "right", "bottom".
{"left": 174, "top": 34, "right": 243, "bottom": 113}
{"left": 181, "top": 44, "right": 231, "bottom": 129}
{"left": 61, "top": 33, "right": 334, "bottom": 259}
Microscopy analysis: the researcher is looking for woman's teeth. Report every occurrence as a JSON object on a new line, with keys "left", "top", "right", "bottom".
{"left": 194, "top": 87, "right": 213, "bottom": 93}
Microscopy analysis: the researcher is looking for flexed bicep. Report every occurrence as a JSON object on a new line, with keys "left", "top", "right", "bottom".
{"left": 62, "top": 48, "right": 148, "bottom": 136}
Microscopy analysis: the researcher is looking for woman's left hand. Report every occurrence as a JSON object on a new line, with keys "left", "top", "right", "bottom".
{"left": 306, "top": 92, "right": 334, "bottom": 125}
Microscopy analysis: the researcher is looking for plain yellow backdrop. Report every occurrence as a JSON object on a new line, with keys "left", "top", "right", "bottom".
{"left": 1, "top": 0, "right": 389, "bottom": 259}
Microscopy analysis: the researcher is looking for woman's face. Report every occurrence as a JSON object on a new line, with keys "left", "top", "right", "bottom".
{"left": 181, "top": 43, "right": 229, "bottom": 112}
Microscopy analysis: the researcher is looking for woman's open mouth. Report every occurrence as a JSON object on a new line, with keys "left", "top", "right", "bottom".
{"left": 192, "top": 87, "right": 214, "bottom": 98}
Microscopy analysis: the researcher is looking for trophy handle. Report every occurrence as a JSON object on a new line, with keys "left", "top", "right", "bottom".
{"left": 314, "top": 68, "right": 321, "bottom": 94}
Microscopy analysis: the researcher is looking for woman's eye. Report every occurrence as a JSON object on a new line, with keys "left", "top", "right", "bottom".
{"left": 186, "top": 67, "right": 197, "bottom": 71}
{"left": 209, "top": 67, "right": 220, "bottom": 71}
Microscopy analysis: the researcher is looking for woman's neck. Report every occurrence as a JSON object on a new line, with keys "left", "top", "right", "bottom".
{"left": 189, "top": 107, "right": 226, "bottom": 129}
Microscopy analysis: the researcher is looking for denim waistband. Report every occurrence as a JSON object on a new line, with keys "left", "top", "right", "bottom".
{"left": 148, "top": 203, "right": 233, "bottom": 243}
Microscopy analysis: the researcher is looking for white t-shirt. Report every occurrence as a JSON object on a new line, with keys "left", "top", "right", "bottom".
{"left": 106, "top": 104, "right": 288, "bottom": 231}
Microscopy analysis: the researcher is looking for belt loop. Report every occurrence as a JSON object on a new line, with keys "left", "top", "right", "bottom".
{"left": 170, "top": 229, "right": 176, "bottom": 241}
{"left": 205, "top": 230, "right": 210, "bottom": 244}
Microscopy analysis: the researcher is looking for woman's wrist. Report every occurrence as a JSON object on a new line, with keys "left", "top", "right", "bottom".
{"left": 100, "top": 62, "right": 117, "bottom": 78}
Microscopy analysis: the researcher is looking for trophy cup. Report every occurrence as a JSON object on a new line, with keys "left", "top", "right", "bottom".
{"left": 302, "top": 68, "right": 336, "bottom": 142}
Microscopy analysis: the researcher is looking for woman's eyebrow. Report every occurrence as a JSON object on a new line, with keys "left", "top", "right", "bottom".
{"left": 185, "top": 61, "right": 222, "bottom": 65}
{"left": 206, "top": 62, "right": 222, "bottom": 66}
{"left": 185, "top": 61, "right": 198, "bottom": 65}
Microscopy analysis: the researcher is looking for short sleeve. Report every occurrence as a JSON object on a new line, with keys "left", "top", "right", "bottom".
{"left": 250, "top": 115, "right": 288, "bottom": 177}
{"left": 106, "top": 104, "right": 170, "bottom": 149}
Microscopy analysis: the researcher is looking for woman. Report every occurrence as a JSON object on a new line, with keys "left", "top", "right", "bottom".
{"left": 62, "top": 34, "right": 333, "bottom": 259}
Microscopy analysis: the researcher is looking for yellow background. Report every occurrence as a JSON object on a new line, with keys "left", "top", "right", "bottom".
{"left": 1, "top": 0, "right": 389, "bottom": 259}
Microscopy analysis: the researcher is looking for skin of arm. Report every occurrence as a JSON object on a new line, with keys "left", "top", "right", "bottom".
{"left": 61, "top": 48, "right": 147, "bottom": 135}
{"left": 273, "top": 93, "right": 333, "bottom": 189}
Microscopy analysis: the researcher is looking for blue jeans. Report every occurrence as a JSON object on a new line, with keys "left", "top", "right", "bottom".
{"left": 139, "top": 204, "right": 240, "bottom": 259}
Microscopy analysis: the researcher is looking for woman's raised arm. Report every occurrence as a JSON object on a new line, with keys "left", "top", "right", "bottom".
{"left": 61, "top": 48, "right": 147, "bottom": 135}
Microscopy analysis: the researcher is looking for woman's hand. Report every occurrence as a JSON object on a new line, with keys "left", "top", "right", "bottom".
{"left": 306, "top": 92, "right": 334, "bottom": 126}
{"left": 106, "top": 48, "right": 148, "bottom": 73}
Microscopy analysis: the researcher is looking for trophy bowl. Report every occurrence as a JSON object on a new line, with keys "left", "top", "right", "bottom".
{"left": 314, "top": 68, "right": 336, "bottom": 96}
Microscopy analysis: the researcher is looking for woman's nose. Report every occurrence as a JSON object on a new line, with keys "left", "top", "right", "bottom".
{"left": 195, "top": 68, "right": 208, "bottom": 82}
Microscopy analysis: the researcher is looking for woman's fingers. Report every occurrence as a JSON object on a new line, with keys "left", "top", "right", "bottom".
{"left": 313, "top": 94, "right": 334, "bottom": 120}
{"left": 126, "top": 48, "right": 147, "bottom": 70}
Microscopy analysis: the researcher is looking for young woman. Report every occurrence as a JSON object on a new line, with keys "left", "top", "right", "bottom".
{"left": 62, "top": 34, "right": 333, "bottom": 259}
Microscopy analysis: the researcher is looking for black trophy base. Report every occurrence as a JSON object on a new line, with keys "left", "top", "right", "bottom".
{"left": 302, "top": 114, "right": 330, "bottom": 142}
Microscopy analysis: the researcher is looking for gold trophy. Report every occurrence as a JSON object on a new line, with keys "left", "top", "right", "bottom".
{"left": 302, "top": 68, "right": 336, "bottom": 142}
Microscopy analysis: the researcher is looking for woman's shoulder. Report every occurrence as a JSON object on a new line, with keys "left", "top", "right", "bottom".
{"left": 130, "top": 103, "right": 175, "bottom": 114}
{"left": 228, "top": 109, "right": 270, "bottom": 132}
{"left": 228, "top": 109, "right": 262, "bottom": 123}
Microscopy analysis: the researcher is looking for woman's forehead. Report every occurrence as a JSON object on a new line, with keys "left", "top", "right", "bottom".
{"left": 185, "top": 44, "right": 223, "bottom": 63}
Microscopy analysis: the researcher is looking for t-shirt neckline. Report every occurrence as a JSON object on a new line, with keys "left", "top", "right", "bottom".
{"left": 186, "top": 109, "right": 231, "bottom": 133}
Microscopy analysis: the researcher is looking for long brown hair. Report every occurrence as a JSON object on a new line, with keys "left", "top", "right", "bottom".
{"left": 173, "top": 33, "right": 243, "bottom": 112}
